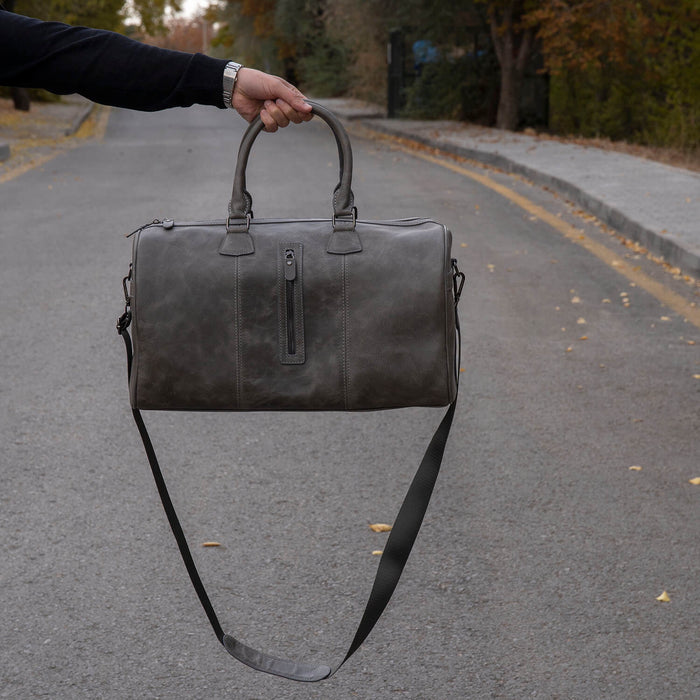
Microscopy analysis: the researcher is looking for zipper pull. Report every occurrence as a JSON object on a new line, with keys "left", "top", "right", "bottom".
{"left": 284, "top": 249, "right": 297, "bottom": 281}
{"left": 125, "top": 219, "right": 162, "bottom": 238}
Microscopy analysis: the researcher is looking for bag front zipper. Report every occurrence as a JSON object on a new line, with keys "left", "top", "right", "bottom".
{"left": 285, "top": 249, "right": 297, "bottom": 355}
{"left": 279, "top": 243, "right": 305, "bottom": 364}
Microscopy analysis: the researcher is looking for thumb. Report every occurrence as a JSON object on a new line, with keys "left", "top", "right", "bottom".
{"left": 277, "top": 80, "right": 312, "bottom": 113}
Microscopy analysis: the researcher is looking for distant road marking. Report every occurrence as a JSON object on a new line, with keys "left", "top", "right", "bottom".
{"left": 0, "top": 105, "right": 110, "bottom": 185}
{"left": 366, "top": 129, "right": 700, "bottom": 330}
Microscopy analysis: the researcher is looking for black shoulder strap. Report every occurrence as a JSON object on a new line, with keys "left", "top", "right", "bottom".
{"left": 116, "top": 273, "right": 461, "bottom": 682}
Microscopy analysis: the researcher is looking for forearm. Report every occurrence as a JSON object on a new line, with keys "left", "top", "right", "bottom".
{"left": 0, "top": 11, "right": 229, "bottom": 111}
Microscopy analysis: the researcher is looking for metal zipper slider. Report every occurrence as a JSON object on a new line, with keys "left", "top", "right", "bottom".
{"left": 284, "top": 249, "right": 297, "bottom": 281}
{"left": 125, "top": 219, "right": 162, "bottom": 238}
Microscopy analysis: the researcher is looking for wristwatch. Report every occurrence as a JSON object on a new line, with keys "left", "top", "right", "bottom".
{"left": 222, "top": 61, "right": 243, "bottom": 108}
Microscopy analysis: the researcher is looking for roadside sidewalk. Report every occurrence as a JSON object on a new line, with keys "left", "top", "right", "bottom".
{"left": 319, "top": 98, "right": 700, "bottom": 279}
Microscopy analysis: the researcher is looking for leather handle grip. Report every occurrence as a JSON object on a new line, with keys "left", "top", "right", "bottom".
{"left": 228, "top": 101, "right": 355, "bottom": 223}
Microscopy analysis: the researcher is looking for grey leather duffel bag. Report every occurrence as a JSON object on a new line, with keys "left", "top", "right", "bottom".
{"left": 117, "top": 102, "right": 464, "bottom": 682}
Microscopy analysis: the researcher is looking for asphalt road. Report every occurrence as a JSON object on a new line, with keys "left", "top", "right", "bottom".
{"left": 1, "top": 105, "right": 698, "bottom": 699}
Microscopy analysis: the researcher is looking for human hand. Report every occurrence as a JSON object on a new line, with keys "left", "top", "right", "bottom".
{"left": 231, "top": 67, "right": 313, "bottom": 132}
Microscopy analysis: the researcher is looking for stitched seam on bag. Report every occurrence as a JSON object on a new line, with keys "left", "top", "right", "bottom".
{"left": 131, "top": 238, "right": 139, "bottom": 407}
{"left": 235, "top": 255, "right": 242, "bottom": 409}
{"left": 277, "top": 245, "right": 284, "bottom": 362}
{"left": 342, "top": 254, "right": 349, "bottom": 409}
{"left": 442, "top": 224, "right": 456, "bottom": 401}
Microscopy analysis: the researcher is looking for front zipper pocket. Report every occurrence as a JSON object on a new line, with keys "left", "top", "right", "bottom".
{"left": 279, "top": 243, "right": 305, "bottom": 364}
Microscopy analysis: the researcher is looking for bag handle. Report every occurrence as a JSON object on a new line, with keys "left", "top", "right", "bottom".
{"left": 227, "top": 101, "right": 356, "bottom": 233}
{"left": 116, "top": 262, "right": 463, "bottom": 682}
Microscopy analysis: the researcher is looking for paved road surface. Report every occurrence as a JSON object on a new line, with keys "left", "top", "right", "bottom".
{"left": 1, "top": 106, "right": 698, "bottom": 699}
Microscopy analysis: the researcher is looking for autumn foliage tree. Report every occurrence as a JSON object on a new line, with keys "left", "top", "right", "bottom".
{"left": 529, "top": 0, "right": 700, "bottom": 149}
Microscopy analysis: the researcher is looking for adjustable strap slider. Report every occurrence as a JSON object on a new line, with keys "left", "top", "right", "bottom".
{"left": 116, "top": 309, "right": 132, "bottom": 335}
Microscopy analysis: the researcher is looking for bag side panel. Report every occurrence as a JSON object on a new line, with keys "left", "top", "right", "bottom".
{"left": 132, "top": 225, "right": 241, "bottom": 410}
{"left": 344, "top": 221, "right": 454, "bottom": 409}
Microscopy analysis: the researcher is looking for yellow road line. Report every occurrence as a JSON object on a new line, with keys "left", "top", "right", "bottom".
{"left": 0, "top": 105, "right": 110, "bottom": 185}
{"left": 0, "top": 149, "right": 64, "bottom": 184}
{"left": 369, "top": 130, "right": 700, "bottom": 330}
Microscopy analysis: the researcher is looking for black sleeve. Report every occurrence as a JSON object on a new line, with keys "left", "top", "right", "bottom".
{"left": 0, "top": 10, "right": 230, "bottom": 111}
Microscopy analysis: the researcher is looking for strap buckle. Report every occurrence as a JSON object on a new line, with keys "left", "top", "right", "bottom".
{"left": 451, "top": 259, "right": 465, "bottom": 306}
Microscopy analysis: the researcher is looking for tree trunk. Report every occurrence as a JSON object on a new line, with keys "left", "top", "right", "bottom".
{"left": 489, "top": 2, "right": 534, "bottom": 131}
{"left": 497, "top": 64, "right": 520, "bottom": 130}
{"left": 11, "top": 87, "right": 31, "bottom": 112}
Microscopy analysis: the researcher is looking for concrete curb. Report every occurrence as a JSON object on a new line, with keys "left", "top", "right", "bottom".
{"left": 64, "top": 101, "right": 95, "bottom": 136}
{"left": 362, "top": 119, "right": 700, "bottom": 279}
{"left": 0, "top": 140, "right": 9, "bottom": 162}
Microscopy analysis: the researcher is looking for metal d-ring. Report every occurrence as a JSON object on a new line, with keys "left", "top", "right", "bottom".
{"left": 226, "top": 213, "right": 251, "bottom": 233}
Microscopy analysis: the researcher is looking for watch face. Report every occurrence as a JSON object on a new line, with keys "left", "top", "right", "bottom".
{"left": 224, "top": 63, "right": 242, "bottom": 107}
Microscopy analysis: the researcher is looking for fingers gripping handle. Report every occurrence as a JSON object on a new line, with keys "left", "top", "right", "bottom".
{"left": 227, "top": 101, "right": 356, "bottom": 228}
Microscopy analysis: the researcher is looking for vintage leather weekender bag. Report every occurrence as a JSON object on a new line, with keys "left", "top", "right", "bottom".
{"left": 124, "top": 107, "right": 458, "bottom": 411}
{"left": 117, "top": 102, "right": 464, "bottom": 681}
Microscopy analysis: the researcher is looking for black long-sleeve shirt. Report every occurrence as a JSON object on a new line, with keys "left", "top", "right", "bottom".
{"left": 0, "top": 10, "right": 230, "bottom": 111}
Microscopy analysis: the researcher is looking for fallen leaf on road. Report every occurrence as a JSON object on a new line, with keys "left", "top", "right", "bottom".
{"left": 629, "top": 466, "right": 642, "bottom": 471}
{"left": 687, "top": 340, "right": 696, "bottom": 345}
{"left": 579, "top": 335, "right": 588, "bottom": 340}
{"left": 689, "top": 477, "right": 700, "bottom": 485}
{"left": 202, "top": 542, "right": 221, "bottom": 547}
{"left": 577, "top": 317, "right": 586, "bottom": 325}
{"left": 571, "top": 296, "right": 581, "bottom": 304}
{"left": 693, "top": 374, "right": 700, "bottom": 380}
{"left": 369, "top": 523, "right": 393, "bottom": 532}
{"left": 372, "top": 550, "right": 384, "bottom": 556}
{"left": 660, "top": 316, "right": 671, "bottom": 321}
{"left": 656, "top": 591, "right": 671, "bottom": 603}
{"left": 566, "top": 346, "right": 573, "bottom": 352}
{"left": 487, "top": 264, "right": 495, "bottom": 272}
{"left": 602, "top": 298, "right": 611, "bottom": 304}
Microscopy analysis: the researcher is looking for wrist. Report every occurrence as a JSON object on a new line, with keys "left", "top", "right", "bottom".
{"left": 222, "top": 61, "right": 243, "bottom": 108}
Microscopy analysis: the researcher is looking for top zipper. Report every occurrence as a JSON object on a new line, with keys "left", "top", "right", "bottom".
{"left": 126, "top": 216, "right": 436, "bottom": 238}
